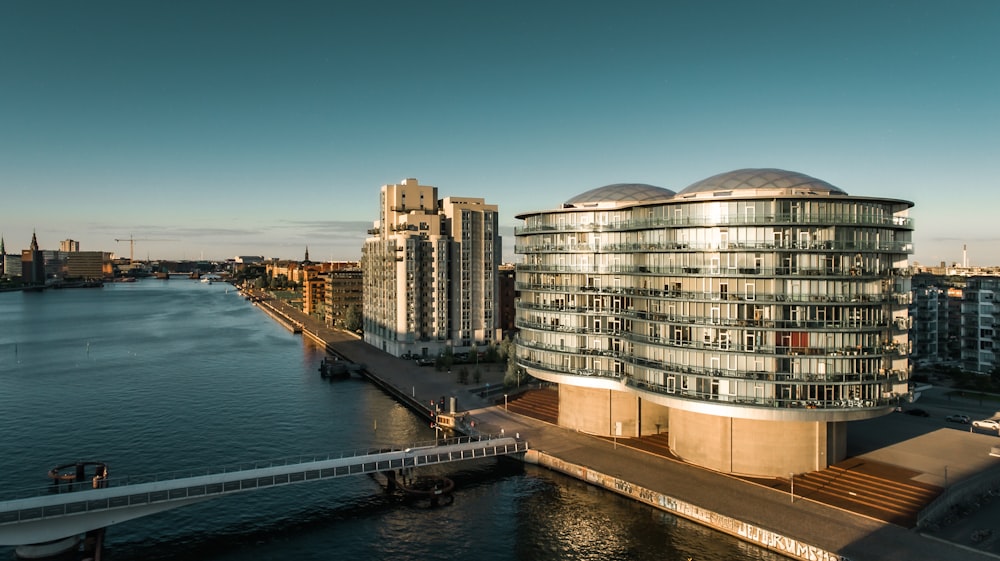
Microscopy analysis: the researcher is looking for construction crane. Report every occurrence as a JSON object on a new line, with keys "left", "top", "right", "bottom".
{"left": 114, "top": 235, "right": 173, "bottom": 263}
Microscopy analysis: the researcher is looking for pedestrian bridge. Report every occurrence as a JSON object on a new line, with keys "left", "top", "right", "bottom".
{"left": 0, "top": 435, "right": 526, "bottom": 545}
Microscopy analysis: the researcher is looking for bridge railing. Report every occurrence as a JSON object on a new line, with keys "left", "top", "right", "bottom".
{"left": 0, "top": 436, "right": 527, "bottom": 540}
{"left": 0, "top": 434, "right": 512, "bottom": 502}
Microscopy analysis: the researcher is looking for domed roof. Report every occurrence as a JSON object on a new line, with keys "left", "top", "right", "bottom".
{"left": 678, "top": 168, "right": 847, "bottom": 196}
{"left": 564, "top": 183, "right": 675, "bottom": 207}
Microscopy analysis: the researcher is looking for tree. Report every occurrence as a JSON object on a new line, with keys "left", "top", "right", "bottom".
{"left": 504, "top": 351, "right": 526, "bottom": 388}
{"left": 343, "top": 304, "right": 363, "bottom": 333}
{"left": 499, "top": 335, "right": 514, "bottom": 361}
{"left": 483, "top": 341, "right": 499, "bottom": 363}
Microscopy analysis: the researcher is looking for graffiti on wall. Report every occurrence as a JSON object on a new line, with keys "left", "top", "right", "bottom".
{"left": 539, "top": 453, "right": 849, "bottom": 561}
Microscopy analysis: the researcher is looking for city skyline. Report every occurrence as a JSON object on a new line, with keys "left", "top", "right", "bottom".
{"left": 3, "top": 1, "right": 998, "bottom": 265}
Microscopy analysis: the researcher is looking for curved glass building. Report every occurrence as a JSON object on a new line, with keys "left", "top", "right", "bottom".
{"left": 514, "top": 169, "right": 914, "bottom": 476}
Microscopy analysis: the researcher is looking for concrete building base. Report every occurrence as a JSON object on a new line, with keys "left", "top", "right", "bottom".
{"left": 668, "top": 409, "right": 846, "bottom": 477}
{"left": 556, "top": 386, "right": 847, "bottom": 477}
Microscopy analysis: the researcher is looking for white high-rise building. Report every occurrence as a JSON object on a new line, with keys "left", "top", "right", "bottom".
{"left": 361, "top": 178, "right": 501, "bottom": 358}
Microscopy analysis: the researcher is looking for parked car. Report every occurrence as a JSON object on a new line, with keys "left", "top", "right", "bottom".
{"left": 415, "top": 357, "right": 435, "bottom": 367}
{"left": 972, "top": 419, "right": 1000, "bottom": 431}
{"left": 904, "top": 408, "right": 930, "bottom": 417}
{"left": 945, "top": 414, "right": 971, "bottom": 424}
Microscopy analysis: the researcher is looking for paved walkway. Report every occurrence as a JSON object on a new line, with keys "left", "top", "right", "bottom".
{"left": 248, "top": 291, "right": 999, "bottom": 561}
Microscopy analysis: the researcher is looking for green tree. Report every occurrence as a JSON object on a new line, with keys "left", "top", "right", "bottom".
{"left": 504, "top": 351, "right": 525, "bottom": 388}
{"left": 483, "top": 341, "right": 499, "bottom": 363}
{"left": 499, "top": 335, "right": 514, "bottom": 361}
{"left": 343, "top": 304, "right": 363, "bottom": 333}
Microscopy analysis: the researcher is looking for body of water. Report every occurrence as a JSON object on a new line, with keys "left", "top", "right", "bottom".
{"left": 0, "top": 280, "right": 784, "bottom": 561}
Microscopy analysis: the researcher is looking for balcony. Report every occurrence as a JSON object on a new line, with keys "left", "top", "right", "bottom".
{"left": 515, "top": 213, "right": 915, "bottom": 235}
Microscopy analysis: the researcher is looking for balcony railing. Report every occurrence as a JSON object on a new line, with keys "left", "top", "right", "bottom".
{"left": 513, "top": 262, "right": 910, "bottom": 281}
{"left": 515, "top": 300, "right": 895, "bottom": 332}
{"left": 515, "top": 239, "right": 914, "bottom": 255}
{"left": 515, "top": 213, "right": 914, "bottom": 235}
{"left": 515, "top": 322, "right": 904, "bottom": 359}
{"left": 515, "top": 355, "right": 903, "bottom": 410}
{"left": 514, "top": 282, "right": 904, "bottom": 306}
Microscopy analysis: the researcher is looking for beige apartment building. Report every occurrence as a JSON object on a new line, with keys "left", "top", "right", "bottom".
{"left": 361, "top": 178, "right": 501, "bottom": 358}
{"left": 324, "top": 264, "right": 363, "bottom": 329}
{"left": 514, "top": 169, "right": 914, "bottom": 477}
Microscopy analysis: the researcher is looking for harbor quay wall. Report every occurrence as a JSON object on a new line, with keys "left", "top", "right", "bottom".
{"left": 251, "top": 298, "right": 302, "bottom": 333}
{"left": 523, "top": 449, "right": 849, "bottom": 561}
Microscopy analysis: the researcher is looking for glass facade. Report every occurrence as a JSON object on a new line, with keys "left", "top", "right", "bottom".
{"left": 515, "top": 170, "right": 914, "bottom": 423}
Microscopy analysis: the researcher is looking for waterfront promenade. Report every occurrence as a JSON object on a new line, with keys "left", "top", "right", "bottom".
{"left": 247, "top": 289, "right": 998, "bottom": 561}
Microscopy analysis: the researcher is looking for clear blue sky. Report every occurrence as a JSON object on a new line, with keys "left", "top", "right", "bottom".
{"left": 2, "top": 1, "right": 998, "bottom": 265}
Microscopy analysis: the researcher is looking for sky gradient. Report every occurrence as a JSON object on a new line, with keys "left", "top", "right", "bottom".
{"left": 2, "top": 1, "right": 998, "bottom": 265}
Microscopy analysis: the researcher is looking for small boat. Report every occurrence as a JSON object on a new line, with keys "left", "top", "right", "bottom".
{"left": 319, "top": 357, "right": 349, "bottom": 378}
{"left": 398, "top": 475, "right": 455, "bottom": 507}
{"left": 434, "top": 412, "right": 457, "bottom": 431}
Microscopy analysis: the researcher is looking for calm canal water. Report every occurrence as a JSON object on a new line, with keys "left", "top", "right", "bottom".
{"left": 0, "top": 280, "right": 785, "bottom": 561}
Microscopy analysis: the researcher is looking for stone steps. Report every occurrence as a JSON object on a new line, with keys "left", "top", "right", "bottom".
{"left": 505, "top": 388, "right": 559, "bottom": 425}
{"left": 779, "top": 461, "right": 941, "bottom": 527}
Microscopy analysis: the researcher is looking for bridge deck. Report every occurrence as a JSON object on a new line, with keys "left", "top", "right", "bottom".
{"left": 0, "top": 435, "right": 526, "bottom": 545}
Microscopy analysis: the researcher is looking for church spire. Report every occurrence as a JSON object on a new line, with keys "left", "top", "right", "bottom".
{"left": 304, "top": 246, "right": 310, "bottom": 263}
{"left": 30, "top": 230, "right": 39, "bottom": 251}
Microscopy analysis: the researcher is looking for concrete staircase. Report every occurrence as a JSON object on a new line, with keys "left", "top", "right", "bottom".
{"left": 775, "top": 460, "right": 942, "bottom": 527}
{"left": 505, "top": 387, "right": 559, "bottom": 425}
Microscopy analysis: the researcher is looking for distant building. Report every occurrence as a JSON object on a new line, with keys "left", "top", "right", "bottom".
{"left": 515, "top": 169, "right": 914, "bottom": 477}
{"left": 361, "top": 178, "right": 501, "bottom": 357}
{"left": 325, "top": 266, "right": 363, "bottom": 329}
{"left": 3, "top": 249, "right": 22, "bottom": 279}
{"left": 910, "top": 273, "right": 966, "bottom": 367}
{"left": 302, "top": 268, "right": 326, "bottom": 317}
{"left": 65, "top": 251, "right": 111, "bottom": 280}
{"left": 21, "top": 232, "right": 45, "bottom": 285}
{"left": 266, "top": 261, "right": 305, "bottom": 285}
{"left": 60, "top": 239, "right": 80, "bottom": 252}
{"left": 497, "top": 263, "right": 517, "bottom": 339}
{"left": 961, "top": 276, "right": 999, "bottom": 374}
{"left": 910, "top": 284, "right": 944, "bottom": 365}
